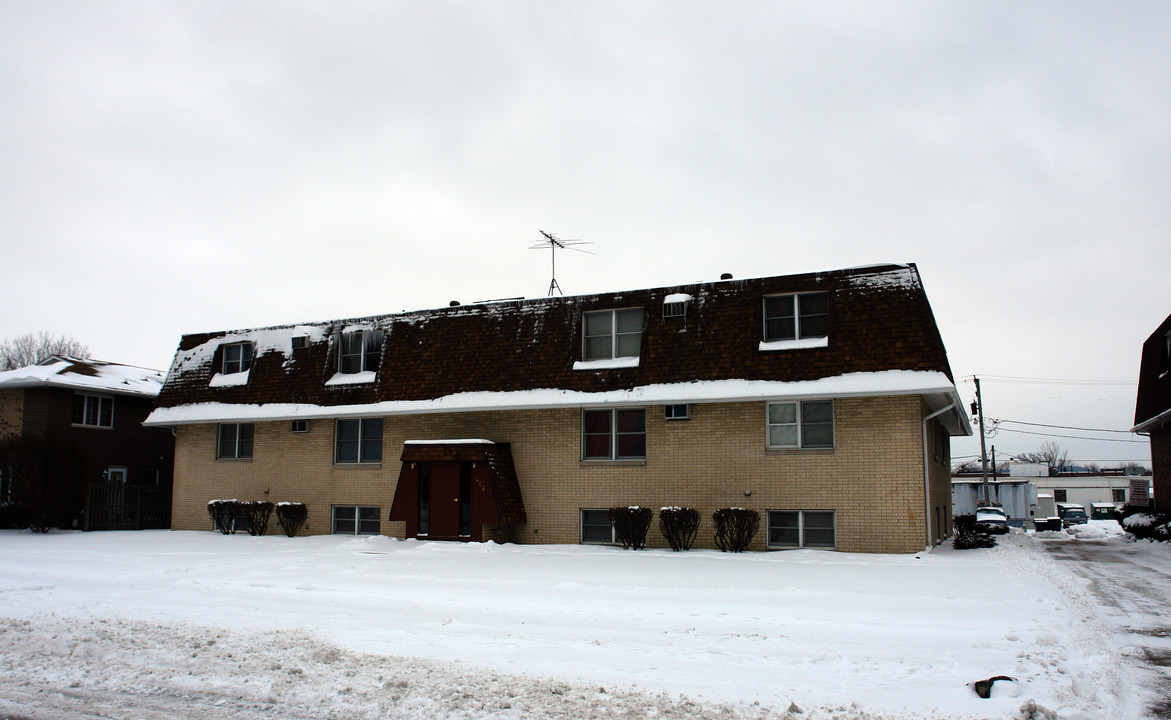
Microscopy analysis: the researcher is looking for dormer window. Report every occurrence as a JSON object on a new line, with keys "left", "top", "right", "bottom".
{"left": 763, "top": 292, "right": 828, "bottom": 342}
{"left": 222, "top": 342, "right": 253, "bottom": 374}
{"left": 583, "top": 309, "right": 643, "bottom": 361}
{"left": 339, "top": 330, "right": 383, "bottom": 374}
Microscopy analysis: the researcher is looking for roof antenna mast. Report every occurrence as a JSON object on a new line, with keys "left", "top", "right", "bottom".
{"left": 529, "top": 230, "right": 594, "bottom": 296}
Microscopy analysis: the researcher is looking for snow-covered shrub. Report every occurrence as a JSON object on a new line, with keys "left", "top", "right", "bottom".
{"left": 609, "top": 506, "right": 653, "bottom": 550}
{"left": 713, "top": 508, "right": 759, "bottom": 552}
{"left": 207, "top": 499, "right": 243, "bottom": 535}
{"left": 952, "top": 514, "right": 996, "bottom": 550}
{"left": 243, "top": 501, "right": 275, "bottom": 536}
{"left": 658, "top": 507, "right": 699, "bottom": 551}
{"left": 1120, "top": 511, "right": 1171, "bottom": 542}
{"left": 276, "top": 502, "right": 308, "bottom": 538}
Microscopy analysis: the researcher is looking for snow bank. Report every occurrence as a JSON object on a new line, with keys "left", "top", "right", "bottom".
{"left": 0, "top": 530, "right": 1140, "bottom": 719}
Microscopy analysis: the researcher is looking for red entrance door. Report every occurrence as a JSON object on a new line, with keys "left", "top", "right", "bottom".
{"left": 428, "top": 462, "right": 461, "bottom": 537}
{"left": 423, "top": 461, "right": 471, "bottom": 539}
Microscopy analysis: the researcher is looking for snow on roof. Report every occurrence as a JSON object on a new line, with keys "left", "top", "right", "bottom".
{"left": 169, "top": 325, "right": 329, "bottom": 377}
{"left": 841, "top": 265, "right": 917, "bottom": 292}
{"left": 145, "top": 369, "right": 963, "bottom": 426}
{"left": 0, "top": 356, "right": 164, "bottom": 397}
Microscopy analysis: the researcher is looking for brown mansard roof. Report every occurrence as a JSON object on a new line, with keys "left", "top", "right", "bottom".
{"left": 154, "top": 263, "right": 955, "bottom": 412}
{"left": 1133, "top": 312, "right": 1171, "bottom": 432}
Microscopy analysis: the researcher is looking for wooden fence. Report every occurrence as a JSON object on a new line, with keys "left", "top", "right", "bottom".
{"left": 84, "top": 481, "right": 171, "bottom": 531}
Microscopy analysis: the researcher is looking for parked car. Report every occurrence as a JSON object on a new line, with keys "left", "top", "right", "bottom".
{"left": 975, "top": 507, "right": 1010, "bottom": 534}
{"left": 1057, "top": 503, "right": 1088, "bottom": 526}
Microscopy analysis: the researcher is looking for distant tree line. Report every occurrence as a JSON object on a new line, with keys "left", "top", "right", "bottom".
{"left": 0, "top": 332, "right": 90, "bottom": 371}
{"left": 953, "top": 441, "right": 1149, "bottom": 475}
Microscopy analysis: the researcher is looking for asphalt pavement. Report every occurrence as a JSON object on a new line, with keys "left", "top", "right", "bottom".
{"left": 1043, "top": 538, "right": 1171, "bottom": 719}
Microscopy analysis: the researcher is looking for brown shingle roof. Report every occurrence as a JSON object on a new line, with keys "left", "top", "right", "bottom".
{"left": 1133, "top": 312, "right": 1171, "bottom": 430}
{"left": 155, "top": 263, "right": 954, "bottom": 411}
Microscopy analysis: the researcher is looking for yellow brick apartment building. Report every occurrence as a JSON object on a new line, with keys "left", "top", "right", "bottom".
{"left": 147, "top": 264, "right": 971, "bottom": 553}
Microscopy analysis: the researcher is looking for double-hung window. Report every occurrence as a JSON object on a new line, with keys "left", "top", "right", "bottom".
{"left": 335, "top": 418, "right": 383, "bottom": 464}
{"left": 582, "top": 408, "right": 646, "bottom": 460}
{"left": 763, "top": 292, "right": 828, "bottom": 342}
{"left": 583, "top": 309, "right": 643, "bottom": 361}
{"left": 71, "top": 393, "right": 113, "bottom": 427}
{"left": 339, "top": 330, "right": 383, "bottom": 374}
{"left": 767, "top": 400, "right": 834, "bottom": 449}
{"left": 767, "top": 510, "right": 836, "bottom": 549}
{"left": 222, "top": 342, "right": 253, "bottom": 374}
{"left": 217, "top": 423, "right": 254, "bottom": 459}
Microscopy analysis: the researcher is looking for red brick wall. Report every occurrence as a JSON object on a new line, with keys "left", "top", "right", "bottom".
{"left": 1152, "top": 425, "right": 1171, "bottom": 512}
{"left": 20, "top": 387, "right": 175, "bottom": 490}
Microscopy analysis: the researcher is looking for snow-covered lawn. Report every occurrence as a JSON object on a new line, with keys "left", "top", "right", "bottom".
{"left": 0, "top": 526, "right": 1148, "bottom": 719}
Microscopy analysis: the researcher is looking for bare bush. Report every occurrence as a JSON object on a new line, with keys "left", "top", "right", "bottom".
{"left": 207, "top": 500, "right": 243, "bottom": 534}
{"left": 244, "top": 501, "right": 274, "bottom": 536}
{"left": 658, "top": 507, "right": 699, "bottom": 551}
{"left": 609, "top": 506, "right": 653, "bottom": 550}
{"left": 276, "top": 502, "right": 308, "bottom": 537}
{"left": 713, "top": 508, "right": 759, "bottom": 552}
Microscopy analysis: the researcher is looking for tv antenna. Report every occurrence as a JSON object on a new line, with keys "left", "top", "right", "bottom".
{"left": 529, "top": 230, "right": 594, "bottom": 296}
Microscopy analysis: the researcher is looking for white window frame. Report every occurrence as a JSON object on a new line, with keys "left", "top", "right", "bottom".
{"left": 338, "top": 330, "right": 383, "bottom": 374}
{"left": 763, "top": 292, "right": 829, "bottom": 342}
{"left": 291, "top": 419, "right": 310, "bottom": 433}
{"left": 71, "top": 393, "right": 114, "bottom": 428}
{"left": 334, "top": 418, "right": 383, "bottom": 464}
{"left": 217, "top": 423, "right": 254, "bottom": 459}
{"left": 665, "top": 404, "right": 690, "bottom": 420}
{"left": 582, "top": 308, "right": 643, "bottom": 361}
{"left": 766, "top": 510, "right": 836, "bottom": 549}
{"left": 766, "top": 400, "right": 834, "bottom": 449}
{"left": 580, "top": 508, "right": 619, "bottom": 544}
{"left": 105, "top": 466, "right": 128, "bottom": 484}
{"left": 332, "top": 505, "right": 381, "bottom": 535}
{"left": 222, "top": 342, "right": 253, "bottom": 375}
{"left": 582, "top": 408, "right": 647, "bottom": 460}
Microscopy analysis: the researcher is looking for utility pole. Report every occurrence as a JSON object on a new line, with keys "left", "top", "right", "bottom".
{"left": 974, "top": 377, "right": 990, "bottom": 505}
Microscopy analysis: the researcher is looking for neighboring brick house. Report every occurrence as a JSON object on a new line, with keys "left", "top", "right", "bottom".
{"left": 1132, "top": 312, "right": 1171, "bottom": 510}
{"left": 145, "top": 263, "right": 971, "bottom": 553}
{"left": 0, "top": 356, "right": 175, "bottom": 528}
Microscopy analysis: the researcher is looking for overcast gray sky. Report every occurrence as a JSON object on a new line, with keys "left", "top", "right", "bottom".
{"left": 3, "top": 1, "right": 1168, "bottom": 466}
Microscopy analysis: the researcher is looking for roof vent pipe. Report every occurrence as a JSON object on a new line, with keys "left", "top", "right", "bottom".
{"left": 449, "top": 301, "right": 460, "bottom": 307}
{"left": 720, "top": 273, "right": 733, "bottom": 280}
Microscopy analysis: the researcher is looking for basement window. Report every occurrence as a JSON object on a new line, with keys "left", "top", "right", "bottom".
{"left": 580, "top": 509, "right": 620, "bottom": 544}
{"left": 333, "top": 506, "right": 381, "bottom": 535}
{"left": 767, "top": 510, "right": 836, "bottom": 549}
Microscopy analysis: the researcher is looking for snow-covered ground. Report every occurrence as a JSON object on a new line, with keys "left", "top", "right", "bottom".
{"left": 0, "top": 523, "right": 1160, "bottom": 719}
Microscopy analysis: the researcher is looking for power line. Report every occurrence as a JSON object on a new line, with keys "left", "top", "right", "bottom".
{"left": 963, "top": 374, "right": 1133, "bottom": 387}
{"left": 990, "top": 418, "right": 1136, "bottom": 434}
{"left": 990, "top": 427, "right": 1147, "bottom": 443}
